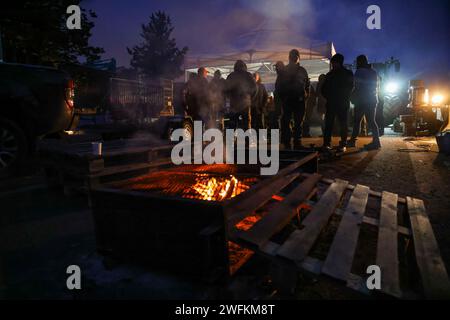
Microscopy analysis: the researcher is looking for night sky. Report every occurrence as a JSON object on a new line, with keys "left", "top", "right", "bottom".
{"left": 84, "top": 0, "right": 449, "bottom": 87}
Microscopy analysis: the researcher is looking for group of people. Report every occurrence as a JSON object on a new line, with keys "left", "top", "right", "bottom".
{"left": 320, "top": 53, "right": 381, "bottom": 152}
{"left": 183, "top": 60, "right": 267, "bottom": 131}
{"left": 183, "top": 48, "right": 382, "bottom": 152}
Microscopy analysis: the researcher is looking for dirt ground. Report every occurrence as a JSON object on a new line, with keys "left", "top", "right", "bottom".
{"left": 0, "top": 131, "right": 449, "bottom": 299}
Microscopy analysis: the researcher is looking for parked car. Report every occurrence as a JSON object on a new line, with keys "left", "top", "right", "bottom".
{"left": 0, "top": 62, "right": 76, "bottom": 177}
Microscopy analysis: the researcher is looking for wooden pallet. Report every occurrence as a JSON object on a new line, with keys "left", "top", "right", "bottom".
{"left": 38, "top": 138, "right": 173, "bottom": 194}
{"left": 228, "top": 177, "right": 450, "bottom": 299}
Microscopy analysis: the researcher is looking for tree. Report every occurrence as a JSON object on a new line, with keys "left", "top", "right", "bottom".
{"left": 0, "top": 0, "right": 104, "bottom": 65}
{"left": 127, "top": 11, "right": 188, "bottom": 80}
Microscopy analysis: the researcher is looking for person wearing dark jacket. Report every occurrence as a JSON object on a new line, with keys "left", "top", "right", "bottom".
{"left": 303, "top": 83, "right": 316, "bottom": 137}
{"left": 225, "top": 60, "right": 257, "bottom": 130}
{"left": 186, "top": 67, "right": 209, "bottom": 123}
{"left": 278, "top": 49, "right": 310, "bottom": 149}
{"left": 321, "top": 53, "right": 354, "bottom": 152}
{"left": 316, "top": 74, "right": 327, "bottom": 135}
{"left": 348, "top": 55, "right": 380, "bottom": 149}
{"left": 269, "top": 61, "right": 285, "bottom": 130}
{"left": 209, "top": 70, "right": 226, "bottom": 128}
{"left": 251, "top": 72, "right": 268, "bottom": 130}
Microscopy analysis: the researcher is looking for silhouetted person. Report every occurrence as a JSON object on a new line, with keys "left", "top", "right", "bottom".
{"left": 186, "top": 67, "right": 209, "bottom": 123}
{"left": 270, "top": 61, "right": 285, "bottom": 130}
{"left": 321, "top": 53, "right": 354, "bottom": 152}
{"left": 251, "top": 72, "right": 268, "bottom": 130}
{"left": 316, "top": 74, "right": 327, "bottom": 136}
{"left": 183, "top": 73, "right": 195, "bottom": 116}
{"left": 209, "top": 70, "right": 226, "bottom": 128}
{"left": 348, "top": 55, "right": 381, "bottom": 149}
{"left": 225, "top": 60, "right": 257, "bottom": 130}
{"left": 376, "top": 75, "right": 385, "bottom": 136}
{"left": 278, "top": 49, "right": 310, "bottom": 149}
{"left": 303, "top": 83, "right": 316, "bottom": 137}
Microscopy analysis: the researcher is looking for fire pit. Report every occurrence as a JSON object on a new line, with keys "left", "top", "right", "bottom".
{"left": 119, "top": 164, "right": 259, "bottom": 202}
{"left": 89, "top": 151, "right": 319, "bottom": 280}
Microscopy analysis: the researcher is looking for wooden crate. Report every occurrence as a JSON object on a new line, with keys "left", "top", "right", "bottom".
{"left": 38, "top": 138, "right": 173, "bottom": 194}
{"left": 230, "top": 177, "right": 450, "bottom": 299}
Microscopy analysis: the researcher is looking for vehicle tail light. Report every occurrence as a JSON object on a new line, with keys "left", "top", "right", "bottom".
{"left": 65, "top": 79, "right": 75, "bottom": 109}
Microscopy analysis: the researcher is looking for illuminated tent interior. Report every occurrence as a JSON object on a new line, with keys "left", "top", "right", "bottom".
{"left": 183, "top": 42, "right": 336, "bottom": 89}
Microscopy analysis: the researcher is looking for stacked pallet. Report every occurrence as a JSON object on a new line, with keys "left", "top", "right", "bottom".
{"left": 38, "top": 138, "right": 173, "bottom": 194}
{"left": 228, "top": 176, "right": 450, "bottom": 299}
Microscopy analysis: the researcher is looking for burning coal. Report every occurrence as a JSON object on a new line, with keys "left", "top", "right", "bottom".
{"left": 191, "top": 174, "right": 248, "bottom": 201}
{"left": 119, "top": 165, "right": 258, "bottom": 202}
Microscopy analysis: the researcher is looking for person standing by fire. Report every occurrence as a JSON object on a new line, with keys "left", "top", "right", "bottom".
{"left": 185, "top": 67, "right": 210, "bottom": 125}
{"left": 251, "top": 72, "right": 268, "bottom": 130}
{"left": 225, "top": 60, "right": 257, "bottom": 130}
{"left": 278, "top": 49, "right": 310, "bottom": 149}
{"left": 209, "top": 70, "right": 227, "bottom": 129}
{"left": 321, "top": 53, "right": 354, "bottom": 152}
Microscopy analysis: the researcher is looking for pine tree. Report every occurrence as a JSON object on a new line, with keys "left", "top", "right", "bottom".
{"left": 127, "top": 11, "right": 188, "bottom": 80}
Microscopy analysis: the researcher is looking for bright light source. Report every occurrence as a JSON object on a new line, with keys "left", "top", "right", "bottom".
{"left": 385, "top": 82, "right": 399, "bottom": 94}
{"left": 424, "top": 89, "right": 429, "bottom": 104}
{"left": 431, "top": 94, "right": 444, "bottom": 105}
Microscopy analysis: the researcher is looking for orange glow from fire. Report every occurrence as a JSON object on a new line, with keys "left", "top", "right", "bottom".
{"left": 191, "top": 174, "right": 250, "bottom": 201}
{"left": 235, "top": 214, "right": 263, "bottom": 231}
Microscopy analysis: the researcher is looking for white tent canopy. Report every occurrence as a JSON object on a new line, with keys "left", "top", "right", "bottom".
{"left": 184, "top": 42, "right": 335, "bottom": 86}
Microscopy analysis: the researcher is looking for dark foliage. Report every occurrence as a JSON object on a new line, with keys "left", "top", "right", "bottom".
{"left": 0, "top": 0, "right": 104, "bottom": 65}
{"left": 127, "top": 11, "right": 188, "bottom": 80}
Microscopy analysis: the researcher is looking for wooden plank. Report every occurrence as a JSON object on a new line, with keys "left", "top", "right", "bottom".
{"left": 322, "top": 184, "right": 369, "bottom": 281}
{"left": 240, "top": 239, "right": 373, "bottom": 296}
{"left": 407, "top": 197, "right": 450, "bottom": 299}
{"left": 331, "top": 206, "right": 411, "bottom": 237}
{"left": 318, "top": 176, "right": 407, "bottom": 204}
{"left": 228, "top": 152, "right": 317, "bottom": 205}
{"left": 259, "top": 241, "right": 323, "bottom": 274}
{"left": 225, "top": 153, "right": 318, "bottom": 226}
{"left": 276, "top": 179, "right": 349, "bottom": 263}
{"left": 377, "top": 191, "right": 402, "bottom": 298}
{"left": 239, "top": 173, "right": 322, "bottom": 248}
{"left": 226, "top": 173, "right": 300, "bottom": 229}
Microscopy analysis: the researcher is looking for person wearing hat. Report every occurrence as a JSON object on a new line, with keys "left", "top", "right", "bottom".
{"left": 321, "top": 53, "right": 354, "bottom": 152}
{"left": 348, "top": 54, "right": 381, "bottom": 149}
{"left": 278, "top": 49, "right": 310, "bottom": 149}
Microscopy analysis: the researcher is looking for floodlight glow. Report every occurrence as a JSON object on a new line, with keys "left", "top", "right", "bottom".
{"left": 424, "top": 89, "right": 429, "bottom": 104}
{"left": 385, "top": 82, "right": 399, "bottom": 94}
{"left": 431, "top": 94, "right": 444, "bottom": 105}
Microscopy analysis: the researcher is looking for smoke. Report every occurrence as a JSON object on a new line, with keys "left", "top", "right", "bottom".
{"left": 166, "top": 0, "right": 317, "bottom": 54}
{"left": 84, "top": 0, "right": 318, "bottom": 65}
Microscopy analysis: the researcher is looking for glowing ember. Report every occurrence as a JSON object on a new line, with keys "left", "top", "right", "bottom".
{"left": 190, "top": 174, "right": 249, "bottom": 201}
{"left": 235, "top": 214, "right": 263, "bottom": 231}
{"left": 118, "top": 166, "right": 258, "bottom": 201}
